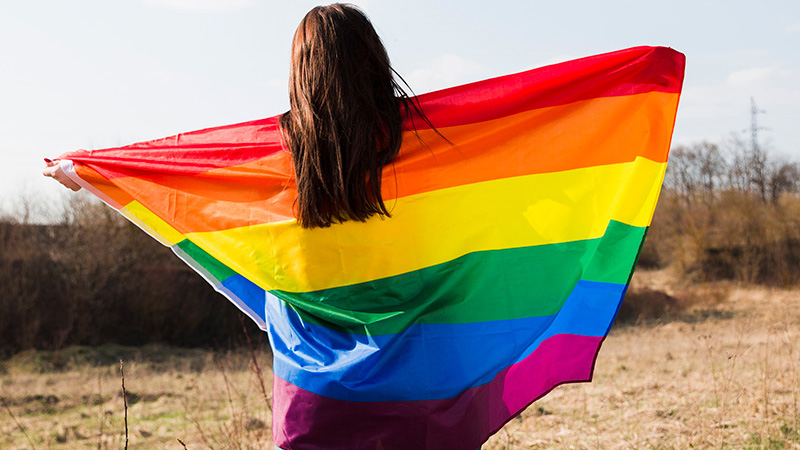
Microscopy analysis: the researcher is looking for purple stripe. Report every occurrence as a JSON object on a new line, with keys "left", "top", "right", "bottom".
{"left": 272, "top": 333, "right": 603, "bottom": 450}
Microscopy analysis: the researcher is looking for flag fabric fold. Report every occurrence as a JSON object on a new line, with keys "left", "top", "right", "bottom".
{"left": 58, "top": 46, "right": 685, "bottom": 450}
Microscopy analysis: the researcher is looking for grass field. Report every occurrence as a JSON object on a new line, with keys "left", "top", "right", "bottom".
{"left": 1, "top": 270, "right": 798, "bottom": 449}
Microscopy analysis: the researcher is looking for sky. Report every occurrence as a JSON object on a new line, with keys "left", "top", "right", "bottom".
{"left": 1, "top": 0, "right": 798, "bottom": 217}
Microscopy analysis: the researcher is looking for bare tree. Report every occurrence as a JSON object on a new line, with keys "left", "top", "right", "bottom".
{"left": 768, "top": 159, "right": 800, "bottom": 204}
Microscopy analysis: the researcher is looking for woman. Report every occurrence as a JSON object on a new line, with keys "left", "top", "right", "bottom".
{"left": 46, "top": 5, "right": 685, "bottom": 449}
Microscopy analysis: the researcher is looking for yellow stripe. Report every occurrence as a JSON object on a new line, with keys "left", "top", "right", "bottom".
{"left": 121, "top": 201, "right": 185, "bottom": 246}
{"left": 180, "top": 157, "right": 666, "bottom": 293}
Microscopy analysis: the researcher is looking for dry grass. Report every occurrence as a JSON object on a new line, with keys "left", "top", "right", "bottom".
{"left": 486, "top": 270, "right": 800, "bottom": 449}
{"left": 0, "top": 347, "right": 272, "bottom": 449}
{"left": 1, "top": 270, "right": 799, "bottom": 449}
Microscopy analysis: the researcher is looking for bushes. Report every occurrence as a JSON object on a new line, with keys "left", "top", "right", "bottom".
{"left": 642, "top": 139, "right": 800, "bottom": 286}
{"left": 0, "top": 195, "right": 261, "bottom": 357}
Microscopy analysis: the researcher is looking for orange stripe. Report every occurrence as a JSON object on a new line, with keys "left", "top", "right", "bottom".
{"left": 386, "top": 91, "right": 677, "bottom": 199}
{"left": 99, "top": 153, "right": 297, "bottom": 230}
{"left": 74, "top": 164, "right": 134, "bottom": 207}
{"left": 87, "top": 91, "right": 678, "bottom": 233}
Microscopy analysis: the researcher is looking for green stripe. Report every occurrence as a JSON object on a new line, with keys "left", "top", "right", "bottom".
{"left": 271, "top": 220, "right": 646, "bottom": 335}
{"left": 582, "top": 220, "right": 649, "bottom": 283}
{"left": 176, "top": 220, "right": 646, "bottom": 336}
{"left": 176, "top": 239, "right": 238, "bottom": 282}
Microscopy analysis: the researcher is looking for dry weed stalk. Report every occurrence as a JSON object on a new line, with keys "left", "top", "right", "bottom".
{"left": 214, "top": 354, "right": 257, "bottom": 449}
{"left": 1, "top": 395, "right": 37, "bottom": 450}
{"left": 763, "top": 323, "right": 772, "bottom": 423}
{"left": 240, "top": 316, "right": 272, "bottom": 412}
{"left": 784, "top": 327, "right": 800, "bottom": 446}
{"left": 180, "top": 392, "right": 218, "bottom": 450}
{"left": 701, "top": 316, "right": 749, "bottom": 447}
{"left": 97, "top": 372, "right": 105, "bottom": 450}
{"left": 120, "top": 359, "right": 129, "bottom": 450}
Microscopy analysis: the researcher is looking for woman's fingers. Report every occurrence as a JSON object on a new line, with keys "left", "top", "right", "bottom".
{"left": 42, "top": 164, "right": 58, "bottom": 177}
{"left": 42, "top": 161, "right": 82, "bottom": 191}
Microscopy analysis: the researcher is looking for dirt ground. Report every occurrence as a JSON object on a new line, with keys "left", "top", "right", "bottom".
{"left": 1, "top": 270, "right": 799, "bottom": 449}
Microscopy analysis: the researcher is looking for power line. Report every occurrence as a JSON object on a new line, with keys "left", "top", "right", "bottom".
{"left": 750, "top": 97, "right": 767, "bottom": 156}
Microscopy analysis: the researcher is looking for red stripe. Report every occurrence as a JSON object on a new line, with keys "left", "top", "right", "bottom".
{"left": 60, "top": 116, "right": 285, "bottom": 179}
{"left": 272, "top": 334, "right": 602, "bottom": 450}
{"left": 405, "top": 46, "right": 685, "bottom": 130}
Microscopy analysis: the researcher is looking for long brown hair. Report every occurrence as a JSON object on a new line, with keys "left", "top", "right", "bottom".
{"left": 280, "top": 4, "right": 414, "bottom": 228}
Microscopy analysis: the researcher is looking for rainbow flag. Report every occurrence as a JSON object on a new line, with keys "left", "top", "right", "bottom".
{"left": 58, "top": 46, "right": 684, "bottom": 449}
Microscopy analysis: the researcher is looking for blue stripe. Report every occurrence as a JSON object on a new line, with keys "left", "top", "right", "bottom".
{"left": 171, "top": 248, "right": 268, "bottom": 329}
{"left": 268, "top": 279, "right": 625, "bottom": 402}
{"left": 221, "top": 274, "right": 268, "bottom": 325}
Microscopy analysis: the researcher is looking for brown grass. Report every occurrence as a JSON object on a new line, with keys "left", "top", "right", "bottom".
{"left": 0, "top": 348, "right": 273, "bottom": 449}
{"left": 1, "top": 270, "right": 798, "bottom": 449}
{"left": 485, "top": 270, "right": 800, "bottom": 449}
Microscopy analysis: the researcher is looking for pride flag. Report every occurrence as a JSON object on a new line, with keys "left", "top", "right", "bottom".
{"left": 58, "top": 46, "right": 684, "bottom": 449}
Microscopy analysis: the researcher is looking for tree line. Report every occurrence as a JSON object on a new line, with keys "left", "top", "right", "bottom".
{"left": 0, "top": 195, "right": 262, "bottom": 357}
{"left": 643, "top": 137, "right": 800, "bottom": 285}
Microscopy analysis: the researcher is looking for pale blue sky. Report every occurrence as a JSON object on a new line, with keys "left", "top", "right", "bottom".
{"left": 1, "top": 0, "right": 798, "bottom": 216}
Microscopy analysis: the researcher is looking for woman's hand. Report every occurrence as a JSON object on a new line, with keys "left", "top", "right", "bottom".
{"left": 42, "top": 159, "right": 82, "bottom": 192}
